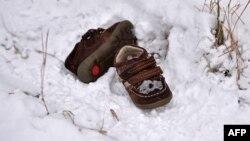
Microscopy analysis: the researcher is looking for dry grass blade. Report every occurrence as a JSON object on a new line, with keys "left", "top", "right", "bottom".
{"left": 62, "top": 110, "right": 108, "bottom": 135}
{"left": 110, "top": 109, "right": 119, "bottom": 121}
{"left": 233, "top": 0, "right": 250, "bottom": 32}
{"left": 99, "top": 114, "right": 107, "bottom": 133}
{"left": 223, "top": 0, "right": 249, "bottom": 89}
{"left": 1, "top": 17, "right": 18, "bottom": 37}
{"left": 40, "top": 30, "right": 50, "bottom": 115}
{"left": 63, "top": 110, "right": 78, "bottom": 126}
{"left": 230, "top": 3, "right": 245, "bottom": 25}
{"left": 204, "top": 0, "right": 248, "bottom": 89}
{"left": 35, "top": 49, "right": 64, "bottom": 63}
{"left": 209, "top": 0, "right": 217, "bottom": 13}
{"left": 201, "top": 0, "right": 217, "bottom": 13}
{"left": 202, "top": 0, "right": 208, "bottom": 11}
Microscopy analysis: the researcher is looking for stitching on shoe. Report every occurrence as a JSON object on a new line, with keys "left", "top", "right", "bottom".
{"left": 130, "top": 85, "right": 167, "bottom": 98}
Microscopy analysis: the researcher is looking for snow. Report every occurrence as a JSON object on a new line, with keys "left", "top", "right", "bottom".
{"left": 1, "top": 0, "right": 250, "bottom": 141}
{"left": 138, "top": 80, "right": 163, "bottom": 95}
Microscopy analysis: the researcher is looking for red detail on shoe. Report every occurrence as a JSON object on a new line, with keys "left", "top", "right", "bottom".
{"left": 92, "top": 65, "right": 100, "bottom": 76}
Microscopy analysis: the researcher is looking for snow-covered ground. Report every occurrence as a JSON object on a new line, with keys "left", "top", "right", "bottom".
{"left": 0, "top": 0, "right": 250, "bottom": 141}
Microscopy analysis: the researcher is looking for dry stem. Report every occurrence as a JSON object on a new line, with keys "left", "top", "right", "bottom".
{"left": 110, "top": 109, "right": 119, "bottom": 121}
{"left": 40, "top": 30, "right": 50, "bottom": 115}
{"left": 35, "top": 49, "right": 64, "bottom": 63}
{"left": 233, "top": 0, "right": 250, "bottom": 32}
{"left": 62, "top": 110, "right": 110, "bottom": 136}
{"left": 1, "top": 17, "right": 18, "bottom": 37}
{"left": 221, "top": 0, "right": 249, "bottom": 89}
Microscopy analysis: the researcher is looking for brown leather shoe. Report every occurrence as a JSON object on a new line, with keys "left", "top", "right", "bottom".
{"left": 64, "top": 20, "right": 137, "bottom": 83}
{"left": 114, "top": 45, "right": 172, "bottom": 109}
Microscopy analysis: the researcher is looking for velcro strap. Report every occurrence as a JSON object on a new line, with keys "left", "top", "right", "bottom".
{"left": 119, "top": 56, "right": 156, "bottom": 80}
{"left": 127, "top": 66, "right": 162, "bottom": 85}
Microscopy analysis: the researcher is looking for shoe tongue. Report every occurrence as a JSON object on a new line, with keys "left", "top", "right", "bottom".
{"left": 115, "top": 46, "right": 148, "bottom": 68}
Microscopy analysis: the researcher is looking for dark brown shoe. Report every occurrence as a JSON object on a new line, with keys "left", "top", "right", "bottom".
{"left": 65, "top": 20, "right": 137, "bottom": 83}
{"left": 114, "top": 45, "right": 172, "bottom": 109}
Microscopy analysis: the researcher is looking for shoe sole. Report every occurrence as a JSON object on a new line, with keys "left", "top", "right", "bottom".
{"left": 77, "top": 20, "right": 136, "bottom": 83}
{"left": 133, "top": 93, "right": 172, "bottom": 109}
